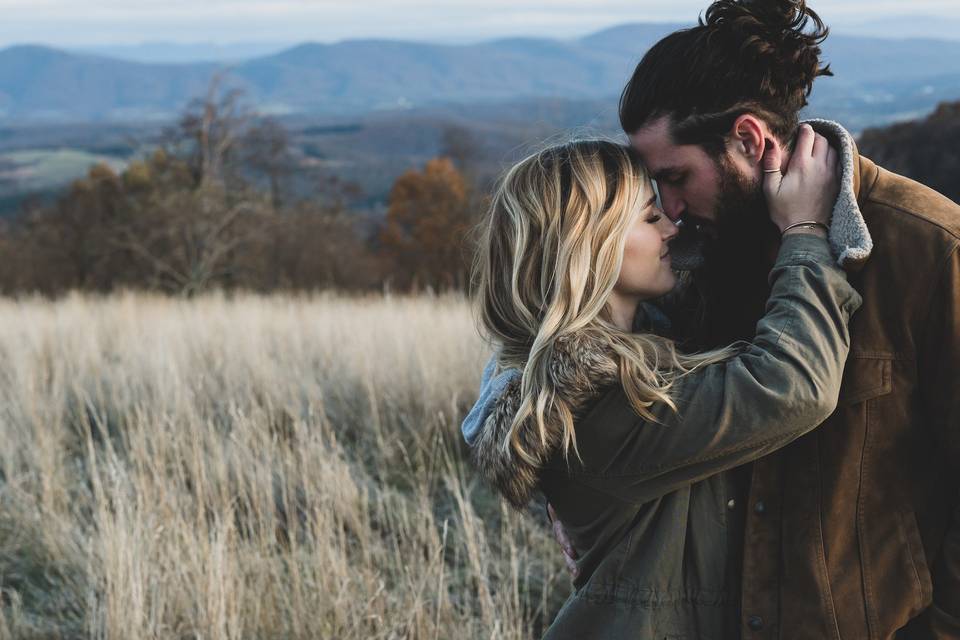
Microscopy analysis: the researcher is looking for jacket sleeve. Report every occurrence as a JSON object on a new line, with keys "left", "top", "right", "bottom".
{"left": 917, "top": 243, "right": 960, "bottom": 637}
{"left": 571, "top": 232, "right": 863, "bottom": 505}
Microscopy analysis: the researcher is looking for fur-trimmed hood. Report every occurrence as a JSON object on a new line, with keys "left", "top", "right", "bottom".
{"left": 469, "top": 332, "right": 622, "bottom": 510}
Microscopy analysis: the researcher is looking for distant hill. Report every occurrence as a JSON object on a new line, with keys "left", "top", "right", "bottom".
{"left": 69, "top": 42, "right": 292, "bottom": 64}
{"left": 1, "top": 96, "right": 958, "bottom": 219}
{"left": 835, "top": 16, "right": 960, "bottom": 42}
{"left": 1, "top": 25, "right": 959, "bottom": 124}
{"left": 0, "top": 45, "right": 217, "bottom": 121}
{"left": 858, "top": 100, "right": 960, "bottom": 204}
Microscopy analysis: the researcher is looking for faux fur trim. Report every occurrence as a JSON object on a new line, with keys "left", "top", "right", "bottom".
{"left": 470, "top": 332, "right": 620, "bottom": 510}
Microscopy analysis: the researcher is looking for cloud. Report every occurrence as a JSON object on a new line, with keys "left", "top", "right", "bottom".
{"left": 0, "top": 0, "right": 956, "bottom": 46}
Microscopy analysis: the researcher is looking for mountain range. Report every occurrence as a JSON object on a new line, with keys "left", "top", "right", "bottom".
{"left": 2, "top": 24, "right": 960, "bottom": 124}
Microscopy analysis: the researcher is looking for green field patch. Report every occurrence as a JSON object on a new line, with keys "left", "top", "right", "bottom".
{"left": 0, "top": 148, "right": 128, "bottom": 196}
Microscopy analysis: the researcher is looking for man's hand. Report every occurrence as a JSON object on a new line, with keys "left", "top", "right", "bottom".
{"left": 547, "top": 503, "right": 580, "bottom": 580}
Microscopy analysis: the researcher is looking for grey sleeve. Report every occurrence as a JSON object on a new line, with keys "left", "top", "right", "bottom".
{"left": 574, "top": 233, "right": 863, "bottom": 505}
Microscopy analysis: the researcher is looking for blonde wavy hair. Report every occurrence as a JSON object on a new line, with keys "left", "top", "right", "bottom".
{"left": 472, "top": 140, "right": 739, "bottom": 465}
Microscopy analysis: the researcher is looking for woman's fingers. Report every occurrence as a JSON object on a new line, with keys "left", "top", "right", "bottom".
{"left": 762, "top": 141, "right": 784, "bottom": 196}
{"left": 765, "top": 124, "right": 838, "bottom": 230}
{"left": 812, "top": 132, "right": 829, "bottom": 160}
{"left": 826, "top": 145, "right": 838, "bottom": 171}
{"left": 564, "top": 551, "right": 580, "bottom": 579}
{"left": 549, "top": 503, "right": 577, "bottom": 558}
{"left": 548, "top": 504, "right": 579, "bottom": 578}
{"left": 793, "top": 123, "right": 816, "bottom": 162}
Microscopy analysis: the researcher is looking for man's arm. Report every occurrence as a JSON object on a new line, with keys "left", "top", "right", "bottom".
{"left": 919, "top": 242, "right": 960, "bottom": 636}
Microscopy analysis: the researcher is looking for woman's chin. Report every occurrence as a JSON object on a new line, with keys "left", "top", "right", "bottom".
{"left": 661, "top": 271, "right": 678, "bottom": 294}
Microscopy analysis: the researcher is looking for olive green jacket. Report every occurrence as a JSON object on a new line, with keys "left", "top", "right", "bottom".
{"left": 470, "top": 234, "right": 862, "bottom": 638}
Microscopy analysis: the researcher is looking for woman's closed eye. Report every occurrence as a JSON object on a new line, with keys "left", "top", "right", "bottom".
{"left": 646, "top": 214, "right": 662, "bottom": 224}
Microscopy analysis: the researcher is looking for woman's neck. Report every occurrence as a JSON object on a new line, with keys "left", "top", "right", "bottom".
{"left": 607, "top": 291, "right": 640, "bottom": 332}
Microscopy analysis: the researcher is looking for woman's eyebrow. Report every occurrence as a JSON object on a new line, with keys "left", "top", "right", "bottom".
{"left": 643, "top": 195, "right": 658, "bottom": 208}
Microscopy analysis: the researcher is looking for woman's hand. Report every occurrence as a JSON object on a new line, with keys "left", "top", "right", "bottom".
{"left": 763, "top": 123, "right": 840, "bottom": 236}
{"left": 547, "top": 503, "right": 579, "bottom": 580}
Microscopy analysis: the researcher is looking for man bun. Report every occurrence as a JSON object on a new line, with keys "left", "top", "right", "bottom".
{"left": 619, "top": 0, "right": 835, "bottom": 145}
{"left": 701, "top": 0, "right": 832, "bottom": 103}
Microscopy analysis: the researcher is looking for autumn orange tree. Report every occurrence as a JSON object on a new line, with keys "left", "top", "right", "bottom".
{"left": 379, "top": 157, "right": 475, "bottom": 291}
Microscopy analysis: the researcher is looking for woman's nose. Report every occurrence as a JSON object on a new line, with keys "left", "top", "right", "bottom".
{"left": 658, "top": 213, "right": 680, "bottom": 240}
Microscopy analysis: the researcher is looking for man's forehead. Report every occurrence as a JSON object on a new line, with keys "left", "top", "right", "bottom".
{"left": 628, "top": 116, "right": 681, "bottom": 170}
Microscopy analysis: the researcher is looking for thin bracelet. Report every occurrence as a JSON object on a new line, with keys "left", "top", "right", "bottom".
{"left": 781, "top": 221, "right": 829, "bottom": 236}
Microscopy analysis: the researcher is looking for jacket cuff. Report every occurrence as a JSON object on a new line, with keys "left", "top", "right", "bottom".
{"left": 776, "top": 232, "right": 835, "bottom": 266}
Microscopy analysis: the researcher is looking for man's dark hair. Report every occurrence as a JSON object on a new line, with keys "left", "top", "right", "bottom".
{"left": 619, "top": 0, "right": 833, "bottom": 154}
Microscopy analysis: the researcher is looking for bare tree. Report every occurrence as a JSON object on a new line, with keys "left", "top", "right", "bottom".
{"left": 163, "top": 72, "right": 250, "bottom": 189}
{"left": 241, "top": 117, "right": 296, "bottom": 209}
{"left": 111, "top": 78, "right": 275, "bottom": 296}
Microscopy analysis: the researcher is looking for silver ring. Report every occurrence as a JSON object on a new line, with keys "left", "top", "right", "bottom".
{"left": 763, "top": 168, "right": 782, "bottom": 174}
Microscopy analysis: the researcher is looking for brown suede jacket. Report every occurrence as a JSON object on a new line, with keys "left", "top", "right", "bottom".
{"left": 735, "top": 140, "right": 960, "bottom": 639}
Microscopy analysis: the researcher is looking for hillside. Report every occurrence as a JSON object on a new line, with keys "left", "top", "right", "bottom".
{"left": 858, "top": 100, "right": 960, "bottom": 204}
{"left": 1, "top": 25, "right": 960, "bottom": 124}
{"left": 0, "top": 45, "right": 217, "bottom": 121}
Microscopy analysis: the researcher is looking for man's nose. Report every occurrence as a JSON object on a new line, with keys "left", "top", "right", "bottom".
{"left": 659, "top": 188, "right": 685, "bottom": 222}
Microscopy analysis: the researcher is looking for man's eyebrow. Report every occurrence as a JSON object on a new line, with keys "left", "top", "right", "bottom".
{"left": 650, "top": 167, "right": 681, "bottom": 180}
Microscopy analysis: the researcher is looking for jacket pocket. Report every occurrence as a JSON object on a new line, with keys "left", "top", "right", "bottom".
{"left": 839, "top": 354, "right": 932, "bottom": 635}
{"left": 896, "top": 506, "right": 934, "bottom": 615}
{"left": 837, "top": 353, "right": 892, "bottom": 406}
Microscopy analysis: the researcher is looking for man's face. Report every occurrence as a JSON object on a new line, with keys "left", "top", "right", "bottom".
{"left": 629, "top": 116, "right": 723, "bottom": 226}
{"left": 628, "top": 115, "right": 767, "bottom": 245}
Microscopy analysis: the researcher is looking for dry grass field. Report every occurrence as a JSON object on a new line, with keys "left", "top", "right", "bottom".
{"left": 0, "top": 292, "right": 568, "bottom": 639}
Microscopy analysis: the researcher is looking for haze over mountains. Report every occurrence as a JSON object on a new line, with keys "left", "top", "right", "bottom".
{"left": 1, "top": 23, "right": 959, "bottom": 129}
{"left": 834, "top": 16, "right": 960, "bottom": 42}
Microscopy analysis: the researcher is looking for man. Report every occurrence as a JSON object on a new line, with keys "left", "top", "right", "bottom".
{"left": 465, "top": 0, "right": 959, "bottom": 637}
{"left": 547, "top": 1, "right": 960, "bottom": 638}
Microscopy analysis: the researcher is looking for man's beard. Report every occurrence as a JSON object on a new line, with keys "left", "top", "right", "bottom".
{"left": 710, "top": 153, "right": 776, "bottom": 251}
{"left": 668, "top": 154, "right": 776, "bottom": 271}
{"left": 692, "top": 153, "right": 783, "bottom": 346}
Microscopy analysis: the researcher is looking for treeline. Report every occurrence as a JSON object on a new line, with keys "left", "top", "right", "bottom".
{"left": 1, "top": 88, "right": 957, "bottom": 298}
{"left": 0, "top": 82, "right": 482, "bottom": 297}
{"left": 858, "top": 100, "right": 960, "bottom": 205}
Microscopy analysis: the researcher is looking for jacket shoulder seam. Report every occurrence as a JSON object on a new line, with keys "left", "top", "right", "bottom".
{"left": 865, "top": 195, "right": 960, "bottom": 242}
{"left": 918, "top": 241, "right": 960, "bottom": 340}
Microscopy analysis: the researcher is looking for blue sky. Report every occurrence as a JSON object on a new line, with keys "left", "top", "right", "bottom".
{"left": 1, "top": 0, "right": 958, "bottom": 46}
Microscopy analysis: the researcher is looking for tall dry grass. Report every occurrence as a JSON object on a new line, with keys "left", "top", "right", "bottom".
{"left": 0, "top": 291, "right": 568, "bottom": 639}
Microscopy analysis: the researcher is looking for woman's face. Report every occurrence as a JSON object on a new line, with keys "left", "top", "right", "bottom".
{"left": 614, "top": 184, "right": 680, "bottom": 301}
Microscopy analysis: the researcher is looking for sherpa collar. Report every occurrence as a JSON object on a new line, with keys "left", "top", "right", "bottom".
{"left": 804, "top": 119, "right": 873, "bottom": 269}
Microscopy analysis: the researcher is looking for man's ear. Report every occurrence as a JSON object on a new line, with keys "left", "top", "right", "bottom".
{"left": 728, "top": 114, "right": 767, "bottom": 166}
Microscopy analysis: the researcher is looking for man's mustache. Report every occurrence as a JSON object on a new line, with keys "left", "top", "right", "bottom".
{"left": 676, "top": 215, "right": 719, "bottom": 240}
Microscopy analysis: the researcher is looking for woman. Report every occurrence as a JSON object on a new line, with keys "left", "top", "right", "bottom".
{"left": 462, "top": 134, "right": 860, "bottom": 637}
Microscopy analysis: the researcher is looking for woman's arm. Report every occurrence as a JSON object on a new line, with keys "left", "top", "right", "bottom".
{"left": 566, "top": 231, "right": 862, "bottom": 505}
